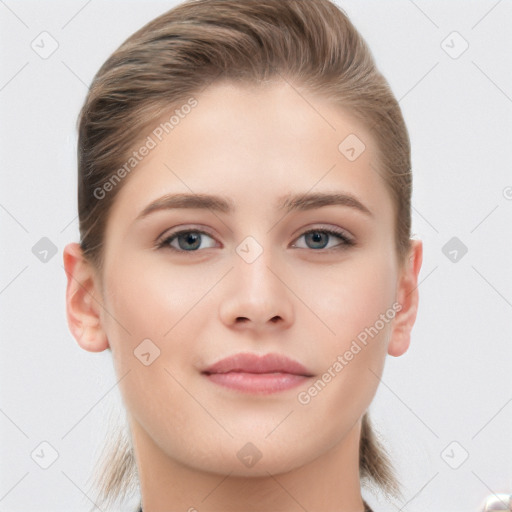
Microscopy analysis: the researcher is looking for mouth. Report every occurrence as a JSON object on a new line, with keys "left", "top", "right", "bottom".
{"left": 201, "top": 352, "right": 314, "bottom": 395}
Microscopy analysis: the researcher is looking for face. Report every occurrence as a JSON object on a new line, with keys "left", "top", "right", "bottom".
{"left": 98, "top": 80, "right": 401, "bottom": 476}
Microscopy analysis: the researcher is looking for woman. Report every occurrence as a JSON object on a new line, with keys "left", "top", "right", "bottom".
{"left": 63, "top": 0, "right": 423, "bottom": 510}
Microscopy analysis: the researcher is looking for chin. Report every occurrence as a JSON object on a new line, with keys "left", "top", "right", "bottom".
{"left": 183, "top": 442, "right": 311, "bottom": 478}
{"left": 201, "top": 458, "right": 299, "bottom": 478}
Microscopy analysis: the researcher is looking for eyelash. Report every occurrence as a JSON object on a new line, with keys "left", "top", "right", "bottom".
{"left": 156, "top": 227, "right": 355, "bottom": 253}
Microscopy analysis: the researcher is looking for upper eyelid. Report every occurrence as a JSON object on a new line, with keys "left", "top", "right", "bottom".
{"left": 300, "top": 226, "right": 352, "bottom": 239}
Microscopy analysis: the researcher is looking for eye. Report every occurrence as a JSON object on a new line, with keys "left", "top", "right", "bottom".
{"left": 157, "top": 229, "right": 218, "bottom": 252}
{"left": 156, "top": 226, "right": 354, "bottom": 253}
{"left": 292, "top": 228, "right": 354, "bottom": 250}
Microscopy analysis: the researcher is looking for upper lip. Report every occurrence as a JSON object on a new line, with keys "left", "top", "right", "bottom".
{"left": 202, "top": 352, "right": 313, "bottom": 376}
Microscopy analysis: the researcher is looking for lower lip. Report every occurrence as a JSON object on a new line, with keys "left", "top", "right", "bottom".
{"left": 204, "top": 372, "right": 310, "bottom": 394}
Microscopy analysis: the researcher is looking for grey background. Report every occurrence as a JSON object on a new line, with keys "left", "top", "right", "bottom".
{"left": 1, "top": 1, "right": 511, "bottom": 511}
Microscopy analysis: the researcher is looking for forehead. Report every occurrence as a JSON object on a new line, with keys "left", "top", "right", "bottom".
{"left": 105, "top": 79, "right": 392, "bottom": 228}
{"left": 162, "top": 80, "right": 373, "bottom": 165}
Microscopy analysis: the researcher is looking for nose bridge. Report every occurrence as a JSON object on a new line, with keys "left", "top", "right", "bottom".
{"left": 219, "top": 236, "right": 294, "bottom": 329}
{"left": 235, "top": 237, "right": 281, "bottom": 305}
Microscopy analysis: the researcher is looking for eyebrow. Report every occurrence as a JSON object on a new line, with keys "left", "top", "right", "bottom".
{"left": 135, "top": 191, "right": 373, "bottom": 221}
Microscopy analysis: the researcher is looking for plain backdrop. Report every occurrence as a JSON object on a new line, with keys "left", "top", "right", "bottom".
{"left": 1, "top": 1, "right": 511, "bottom": 511}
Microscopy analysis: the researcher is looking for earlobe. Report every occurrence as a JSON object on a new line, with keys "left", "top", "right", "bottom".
{"left": 63, "top": 242, "right": 110, "bottom": 353}
{"left": 387, "top": 239, "right": 423, "bottom": 357}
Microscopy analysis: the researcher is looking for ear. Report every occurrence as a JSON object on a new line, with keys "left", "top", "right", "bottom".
{"left": 63, "top": 242, "right": 109, "bottom": 353}
{"left": 388, "top": 239, "right": 423, "bottom": 357}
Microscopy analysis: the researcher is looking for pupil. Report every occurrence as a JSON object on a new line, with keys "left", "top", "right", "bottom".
{"left": 180, "top": 232, "right": 200, "bottom": 250}
{"left": 307, "top": 231, "right": 327, "bottom": 249}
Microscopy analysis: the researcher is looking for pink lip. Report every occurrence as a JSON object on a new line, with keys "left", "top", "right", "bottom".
{"left": 202, "top": 353, "right": 313, "bottom": 394}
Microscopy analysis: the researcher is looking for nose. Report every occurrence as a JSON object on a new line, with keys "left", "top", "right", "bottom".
{"left": 218, "top": 246, "right": 294, "bottom": 333}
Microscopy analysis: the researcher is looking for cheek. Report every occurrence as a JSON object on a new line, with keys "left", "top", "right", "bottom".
{"left": 310, "top": 251, "right": 397, "bottom": 348}
{"left": 103, "top": 253, "right": 210, "bottom": 335}
{"left": 100, "top": 254, "right": 214, "bottom": 381}
{"left": 293, "top": 254, "right": 397, "bottom": 441}
{"left": 100, "top": 257, "right": 211, "bottom": 430}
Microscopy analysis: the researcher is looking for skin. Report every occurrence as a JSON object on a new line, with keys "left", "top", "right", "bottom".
{"left": 64, "top": 79, "right": 422, "bottom": 512}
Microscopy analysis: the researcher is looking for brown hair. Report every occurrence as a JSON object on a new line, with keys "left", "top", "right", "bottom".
{"left": 77, "top": 0, "right": 410, "bottom": 508}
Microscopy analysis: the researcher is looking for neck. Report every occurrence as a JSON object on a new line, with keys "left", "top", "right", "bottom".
{"left": 130, "top": 417, "right": 366, "bottom": 512}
